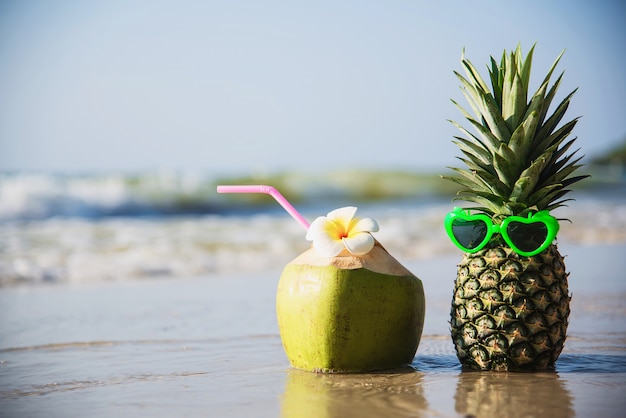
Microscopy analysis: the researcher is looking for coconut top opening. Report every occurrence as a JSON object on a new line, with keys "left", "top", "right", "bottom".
{"left": 288, "top": 241, "right": 416, "bottom": 277}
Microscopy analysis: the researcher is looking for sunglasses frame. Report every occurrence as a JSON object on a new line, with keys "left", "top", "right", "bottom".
{"left": 444, "top": 207, "right": 560, "bottom": 257}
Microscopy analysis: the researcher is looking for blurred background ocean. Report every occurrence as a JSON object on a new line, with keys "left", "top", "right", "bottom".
{"left": 1, "top": 1, "right": 625, "bottom": 285}
{"left": 1, "top": 165, "right": 624, "bottom": 285}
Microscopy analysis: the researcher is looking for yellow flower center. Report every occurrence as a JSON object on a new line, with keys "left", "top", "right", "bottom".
{"left": 306, "top": 207, "right": 379, "bottom": 257}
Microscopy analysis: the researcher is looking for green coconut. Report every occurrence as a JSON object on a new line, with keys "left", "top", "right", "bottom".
{"left": 276, "top": 241, "right": 425, "bottom": 373}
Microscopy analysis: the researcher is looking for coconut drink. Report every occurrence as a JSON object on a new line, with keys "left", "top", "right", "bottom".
{"left": 443, "top": 45, "right": 588, "bottom": 371}
{"left": 217, "top": 185, "right": 425, "bottom": 373}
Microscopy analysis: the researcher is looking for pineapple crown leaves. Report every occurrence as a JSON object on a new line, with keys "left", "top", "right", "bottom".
{"left": 443, "top": 43, "right": 590, "bottom": 218}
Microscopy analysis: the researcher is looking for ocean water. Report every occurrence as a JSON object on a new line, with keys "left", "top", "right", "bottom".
{"left": 1, "top": 171, "right": 626, "bottom": 417}
{"left": 1, "top": 245, "right": 625, "bottom": 417}
{"left": 1, "top": 171, "right": 625, "bottom": 286}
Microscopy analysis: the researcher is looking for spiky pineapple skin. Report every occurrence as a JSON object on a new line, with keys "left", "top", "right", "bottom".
{"left": 450, "top": 243, "right": 570, "bottom": 371}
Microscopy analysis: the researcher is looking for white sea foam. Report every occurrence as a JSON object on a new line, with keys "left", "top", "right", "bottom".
{"left": 2, "top": 194, "right": 626, "bottom": 285}
{"left": 0, "top": 172, "right": 220, "bottom": 221}
{"left": 1, "top": 172, "right": 625, "bottom": 285}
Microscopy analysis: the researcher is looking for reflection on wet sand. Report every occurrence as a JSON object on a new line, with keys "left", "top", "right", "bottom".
{"left": 454, "top": 371, "right": 574, "bottom": 418}
{"left": 281, "top": 368, "right": 428, "bottom": 418}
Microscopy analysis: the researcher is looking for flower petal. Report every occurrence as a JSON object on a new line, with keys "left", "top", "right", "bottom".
{"left": 305, "top": 216, "right": 329, "bottom": 241}
{"left": 352, "top": 217, "right": 379, "bottom": 234}
{"left": 305, "top": 215, "right": 345, "bottom": 257}
{"left": 326, "top": 206, "right": 358, "bottom": 223}
{"left": 342, "top": 232, "right": 375, "bottom": 255}
{"left": 313, "top": 233, "right": 346, "bottom": 257}
{"left": 306, "top": 206, "right": 378, "bottom": 257}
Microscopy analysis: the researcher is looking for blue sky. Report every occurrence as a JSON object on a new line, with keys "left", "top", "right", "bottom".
{"left": 1, "top": 0, "right": 625, "bottom": 175}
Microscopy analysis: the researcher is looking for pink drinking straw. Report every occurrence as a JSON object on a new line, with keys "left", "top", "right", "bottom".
{"left": 216, "top": 185, "right": 310, "bottom": 231}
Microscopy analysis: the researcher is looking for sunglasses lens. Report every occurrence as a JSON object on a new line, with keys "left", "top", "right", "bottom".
{"left": 506, "top": 221, "right": 548, "bottom": 253}
{"left": 451, "top": 219, "right": 488, "bottom": 250}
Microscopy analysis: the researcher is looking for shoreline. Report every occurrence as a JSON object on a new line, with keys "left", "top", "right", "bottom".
{"left": 1, "top": 243, "right": 625, "bottom": 417}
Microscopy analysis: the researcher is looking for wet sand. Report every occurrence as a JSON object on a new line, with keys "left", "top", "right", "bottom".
{"left": 1, "top": 243, "right": 625, "bottom": 417}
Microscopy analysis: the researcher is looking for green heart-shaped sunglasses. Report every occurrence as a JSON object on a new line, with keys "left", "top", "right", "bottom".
{"left": 444, "top": 207, "right": 560, "bottom": 257}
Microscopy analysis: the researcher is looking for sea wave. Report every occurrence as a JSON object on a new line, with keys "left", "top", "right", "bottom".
{"left": 1, "top": 171, "right": 625, "bottom": 285}
{"left": 0, "top": 171, "right": 459, "bottom": 221}
{"left": 0, "top": 204, "right": 450, "bottom": 285}
{"left": 0, "top": 172, "right": 225, "bottom": 221}
{"left": 2, "top": 194, "right": 626, "bottom": 286}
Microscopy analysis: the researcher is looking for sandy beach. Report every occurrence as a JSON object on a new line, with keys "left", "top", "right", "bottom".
{"left": 2, "top": 0, "right": 626, "bottom": 415}
{"left": 1, "top": 241, "right": 625, "bottom": 417}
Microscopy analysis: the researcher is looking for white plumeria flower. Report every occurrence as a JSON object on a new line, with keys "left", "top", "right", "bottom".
{"left": 305, "top": 206, "right": 379, "bottom": 257}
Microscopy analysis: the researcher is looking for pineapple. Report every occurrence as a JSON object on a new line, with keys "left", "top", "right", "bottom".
{"left": 443, "top": 44, "right": 588, "bottom": 371}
